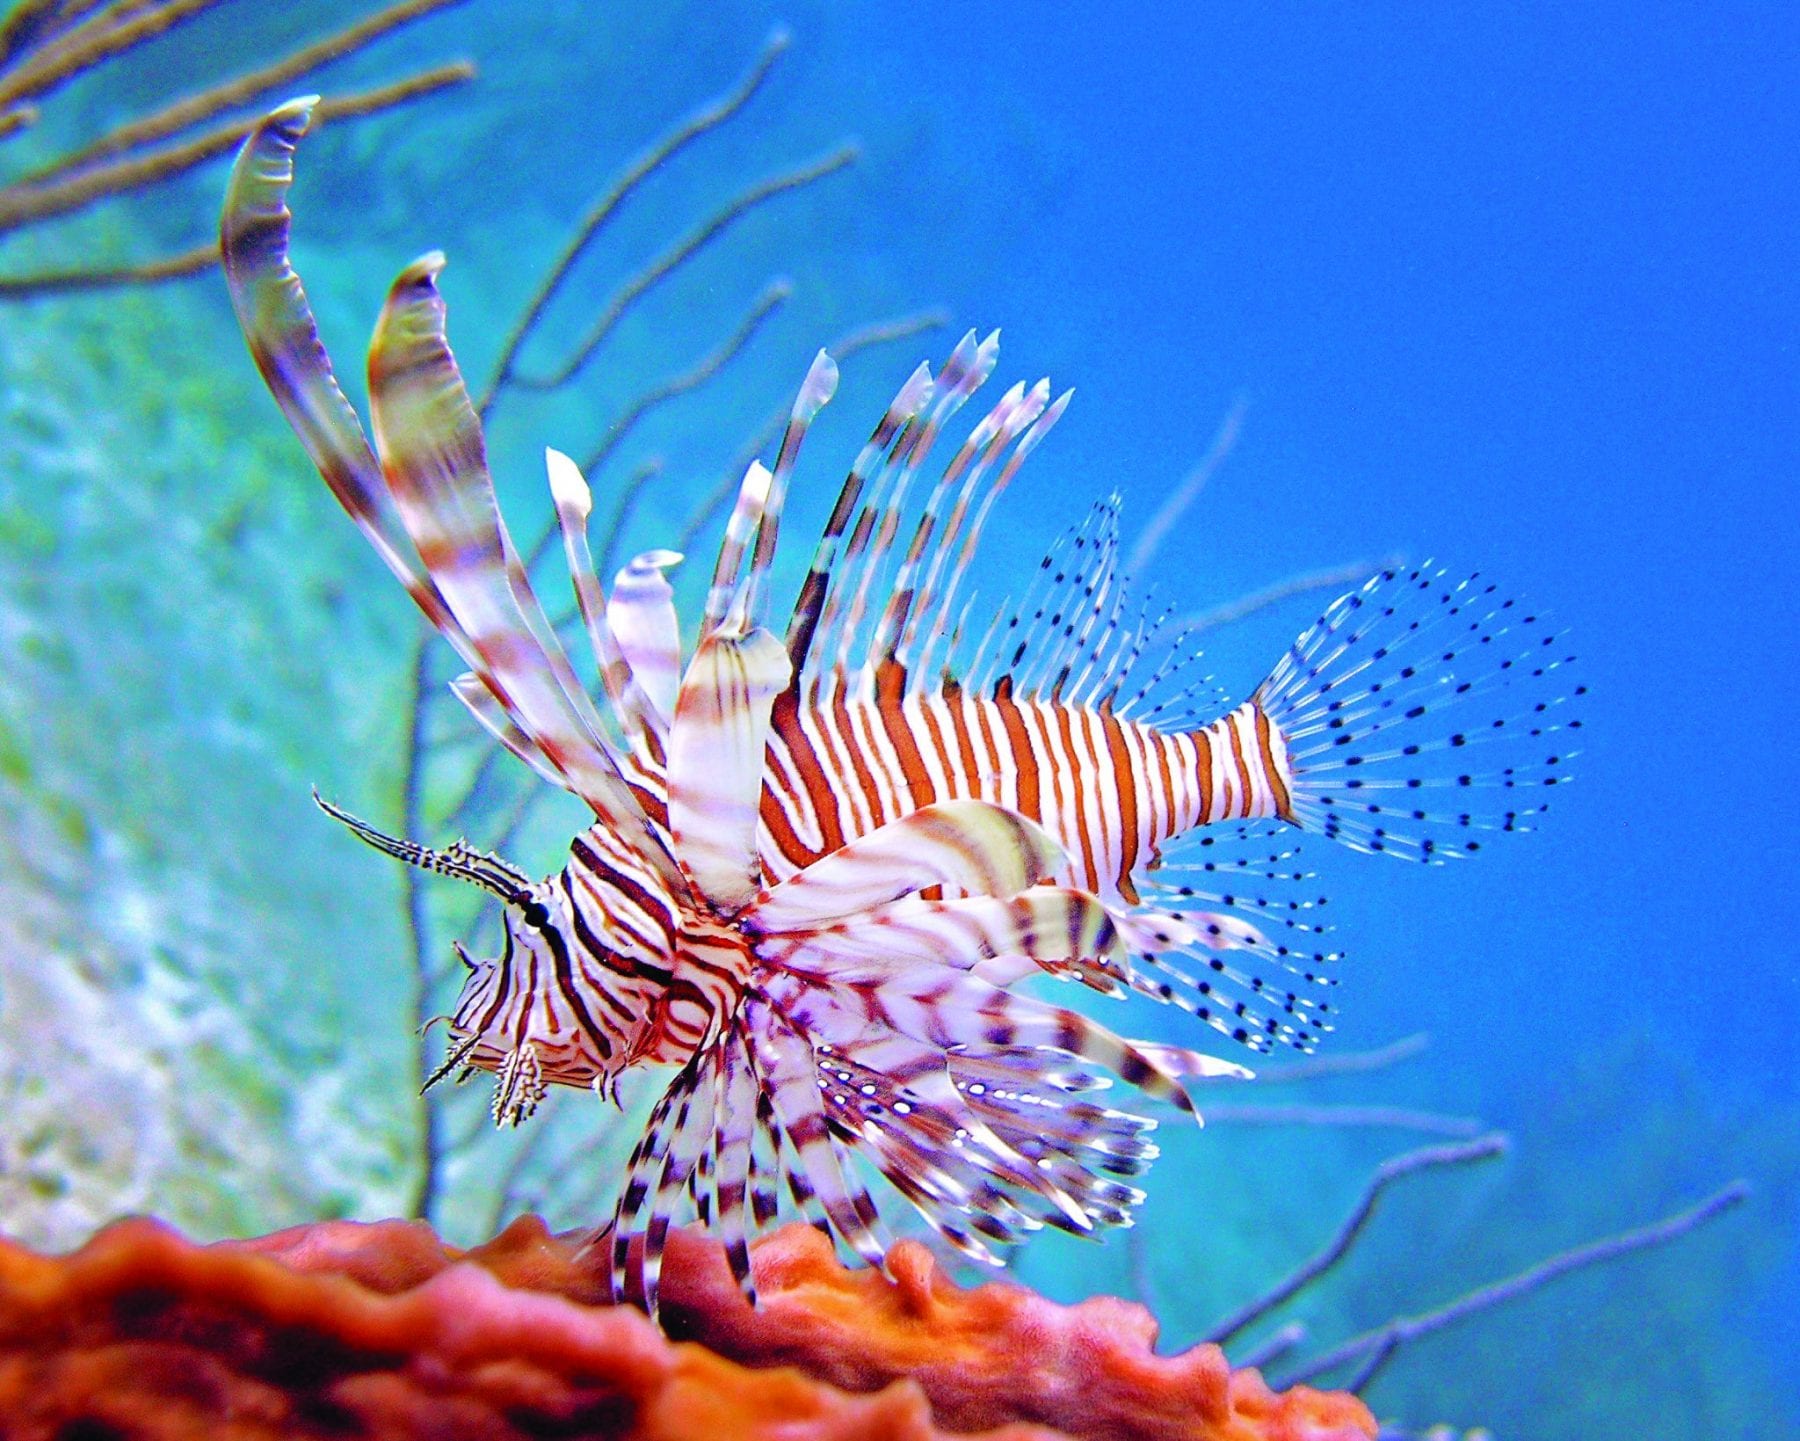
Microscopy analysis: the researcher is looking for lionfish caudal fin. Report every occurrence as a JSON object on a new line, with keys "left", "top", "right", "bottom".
{"left": 1251, "top": 565, "right": 1582, "bottom": 861}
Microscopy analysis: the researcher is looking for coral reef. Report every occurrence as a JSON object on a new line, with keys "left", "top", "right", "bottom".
{"left": 0, "top": 0, "right": 473, "bottom": 296}
{"left": 0, "top": 1214, "right": 1374, "bottom": 1440}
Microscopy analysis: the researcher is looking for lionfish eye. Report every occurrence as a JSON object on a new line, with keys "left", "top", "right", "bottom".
{"left": 519, "top": 899, "right": 552, "bottom": 930}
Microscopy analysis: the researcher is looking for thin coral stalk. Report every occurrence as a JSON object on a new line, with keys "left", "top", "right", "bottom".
{"left": 0, "top": 66, "right": 473, "bottom": 235}
{"left": 673, "top": 307, "right": 952, "bottom": 557}
{"left": 398, "top": 636, "right": 442, "bottom": 1223}
{"left": 1127, "top": 394, "right": 1247, "bottom": 575}
{"left": 1274, "top": 1180, "right": 1751, "bottom": 1393}
{"left": 0, "top": 0, "right": 473, "bottom": 299}
{"left": 1235, "top": 1322, "right": 1307, "bottom": 1371}
{"left": 1182, "top": 555, "right": 1407, "bottom": 635}
{"left": 1197, "top": 1104, "right": 1486, "bottom": 1138}
{"left": 476, "top": 26, "right": 794, "bottom": 421}
{"left": 0, "top": 1, "right": 65, "bottom": 73}
{"left": 581, "top": 280, "right": 791, "bottom": 481}
{"left": 1207, "top": 1134, "right": 1510, "bottom": 1349}
{"left": 593, "top": 458, "right": 667, "bottom": 593}
{"left": 21, "top": 0, "right": 471, "bottom": 184}
{"left": 0, "top": 238, "right": 214, "bottom": 296}
{"left": 1241, "top": 1033, "right": 1432, "bottom": 1084}
{"left": 510, "top": 144, "right": 859, "bottom": 397}
{"left": 0, "top": 104, "right": 37, "bottom": 140}
{"left": 0, "top": 0, "right": 225, "bottom": 114}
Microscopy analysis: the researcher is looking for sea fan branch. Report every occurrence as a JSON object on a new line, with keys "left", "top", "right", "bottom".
{"left": 0, "top": 0, "right": 474, "bottom": 297}
{"left": 1205, "top": 1134, "right": 1509, "bottom": 1349}
{"left": 1274, "top": 1181, "right": 1751, "bottom": 1394}
{"left": 475, "top": 25, "right": 794, "bottom": 420}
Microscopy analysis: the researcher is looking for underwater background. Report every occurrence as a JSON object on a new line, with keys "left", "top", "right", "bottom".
{"left": 0, "top": 2, "right": 1793, "bottom": 1436}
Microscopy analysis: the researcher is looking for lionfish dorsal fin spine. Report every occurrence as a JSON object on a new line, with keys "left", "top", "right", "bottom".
{"left": 743, "top": 996, "right": 891, "bottom": 1271}
{"left": 825, "top": 343, "right": 990, "bottom": 677}
{"left": 869, "top": 330, "right": 1002, "bottom": 665}
{"left": 544, "top": 448, "right": 641, "bottom": 733}
{"left": 916, "top": 382, "right": 1065, "bottom": 685}
{"left": 735, "top": 349, "right": 838, "bottom": 628}
{"left": 221, "top": 101, "right": 478, "bottom": 678}
{"left": 890, "top": 334, "right": 1015, "bottom": 665}
{"left": 607, "top": 548, "right": 684, "bottom": 731}
{"left": 785, "top": 361, "right": 933, "bottom": 676}
{"left": 702, "top": 460, "right": 773, "bottom": 638}
{"left": 999, "top": 498, "right": 1124, "bottom": 703}
{"left": 224, "top": 102, "right": 675, "bottom": 878}
{"left": 810, "top": 362, "right": 935, "bottom": 674}
{"left": 668, "top": 627, "right": 792, "bottom": 912}
{"left": 365, "top": 256, "right": 657, "bottom": 842}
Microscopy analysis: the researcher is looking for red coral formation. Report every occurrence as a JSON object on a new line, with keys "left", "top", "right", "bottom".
{"left": 0, "top": 1215, "right": 1374, "bottom": 1441}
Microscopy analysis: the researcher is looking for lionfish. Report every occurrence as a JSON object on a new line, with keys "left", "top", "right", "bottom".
{"left": 222, "top": 100, "right": 1576, "bottom": 1317}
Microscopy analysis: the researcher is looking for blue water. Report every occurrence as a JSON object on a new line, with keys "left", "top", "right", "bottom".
{"left": 0, "top": 1, "right": 1794, "bottom": 1435}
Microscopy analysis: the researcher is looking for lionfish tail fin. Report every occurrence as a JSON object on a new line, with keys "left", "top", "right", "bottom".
{"left": 1254, "top": 565, "right": 1582, "bottom": 861}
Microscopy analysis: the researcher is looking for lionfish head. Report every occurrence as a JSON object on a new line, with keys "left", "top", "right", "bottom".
{"left": 313, "top": 794, "right": 652, "bottom": 1120}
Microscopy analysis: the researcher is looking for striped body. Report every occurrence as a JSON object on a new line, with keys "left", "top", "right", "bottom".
{"left": 223, "top": 100, "right": 1577, "bottom": 1322}
{"left": 763, "top": 681, "right": 1292, "bottom": 901}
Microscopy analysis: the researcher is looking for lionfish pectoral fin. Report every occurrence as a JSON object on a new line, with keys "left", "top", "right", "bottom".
{"left": 609, "top": 1052, "right": 717, "bottom": 1319}
{"left": 1251, "top": 565, "right": 1580, "bottom": 862}
{"left": 708, "top": 1027, "right": 761, "bottom": 1304}
{"left": 1133, "top": 1041, "right": 1253, "bottom": 1083}
{"left": 668, "top": 627, "right": 792, "bottom": 913}
{"left": 757, "top": 975, "right": 1158, "bottom": 1253}
{"left": 742, "top": 996, "right": 891, "bottom": 1273}
{"left": 766, "top": 889, "right": 1126, "bottom": 998}
{"left": 747, "top": 800, "right": 1063, "bottom": 934}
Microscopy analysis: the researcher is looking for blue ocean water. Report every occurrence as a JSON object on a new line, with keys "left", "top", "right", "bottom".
{"left": 0, "top": 1, "right": 1793, "bottom": 1435}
